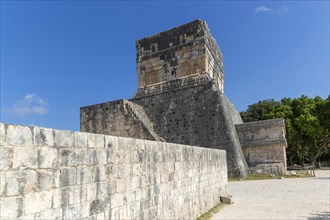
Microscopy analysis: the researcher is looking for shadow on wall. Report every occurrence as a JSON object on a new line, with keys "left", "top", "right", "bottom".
{"left": 306, "top": 212, "right": 330, "bottom": 220}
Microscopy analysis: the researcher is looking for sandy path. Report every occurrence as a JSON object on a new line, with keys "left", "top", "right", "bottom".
{"left": 212, "top": 170, "right": 330, "bottom": 220}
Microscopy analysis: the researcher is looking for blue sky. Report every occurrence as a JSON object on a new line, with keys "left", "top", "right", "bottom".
{"left": 1, "top": 1, "right": 329, "bottom": 131}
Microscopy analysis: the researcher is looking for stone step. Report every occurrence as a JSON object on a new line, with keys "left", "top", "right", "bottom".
{"left": 123, "top": 100, "right": 164, "bottom": 142}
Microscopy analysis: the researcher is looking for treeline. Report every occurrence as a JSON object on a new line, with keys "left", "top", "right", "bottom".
{"left": 240, "top": 95, "right": 330, "bottom": 166}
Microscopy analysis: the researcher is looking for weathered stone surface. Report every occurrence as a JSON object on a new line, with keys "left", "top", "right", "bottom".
{"left": 6, "top": 125, "right": 33, "bottom": 147}
{"left": 87, "top": 133, "right": 105, "bottom": 148}
{"left": 1, "top": 120, "right": 227, "bottom": 219}
{"left": 33, "top": 127, "right": 54, "bottom": 146}
{"left": 0, "top": 197, "right": 23, "bottom": 218}
{"left": 88, "top": 149, "right": 107, "bottom": 166}
{"left": 6, "top": 170, "right": 38, "bottom": 196}
{"left": 75, "top": 131, "right": 88, "bottom": 148}
{"left": 35, "top": 208, "right": 62, "bottom": 220}
{"left": 77, "top": 166, "right": 92, "bottom": 184}
{"left": 0, "top": 123, "right": 6, "bottom": 145}
{"left": 59, "top": 167, "right": 77, "bottom": 187}
{"left": 80, "top": 20, "right": 250, "bottom": 178}
{"left": 52, "top": 188, "right": 62, "bottom": 208}
{"left": 0, "top": 146, "right": 12, "bottom": 170}
{"left": 63, "top": 203, "right": 82, "bottom": 219}
{"left": 39, "top": 147, "right": 58, "bottom": 168}
{"left": 12, "top": 147, "right": 39, "bottom": 169}
{"left": 235, "top": 119, "right": 287, "bottom": 170}
{"left": 90, "top": 197, "right": 110, "bottom": 215}
{"left": 38, "top": 169, "right": 54, "bottom": 190}
{"left": 220, "top": 196, "right": 233, "bottom": 204}
{"left": 59, "top": 148, "right": 86, "bottom": 167}
{"left": 54, "top": 129, "right": 74, "bottom": 148}
{"left": 25, "top": 190, "right": 52, "bottom": 214}
{"left": 111, "top": 193, "right": 124, "bottom": 208}
{"left": 0, "top": 172, "right": 6, "bottom": 196}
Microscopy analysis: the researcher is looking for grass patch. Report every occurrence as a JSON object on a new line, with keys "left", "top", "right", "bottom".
{"left": 196, "top": 202, "right": 228, "bottom": 220}
{"left": 229, "top": 173, "right": 314, "bottom": 181}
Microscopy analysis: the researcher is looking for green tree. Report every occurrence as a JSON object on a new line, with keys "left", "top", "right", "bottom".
{"left": 240, "top": 95, "right": 330, "bottom": 166}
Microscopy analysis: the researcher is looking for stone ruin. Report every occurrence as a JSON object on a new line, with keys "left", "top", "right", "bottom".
{"left": 80, "top": 19, "right": 287, "bottom": 178}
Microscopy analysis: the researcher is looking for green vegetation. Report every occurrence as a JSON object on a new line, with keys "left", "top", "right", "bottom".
{"left": 240, "top": 95, "right": 330, "bottom": 166}
{"left": 229, "top": 173, "right": 314, "bottom": 182}
{"left": 196, "top": 203, "right": 228, "bottom": 220}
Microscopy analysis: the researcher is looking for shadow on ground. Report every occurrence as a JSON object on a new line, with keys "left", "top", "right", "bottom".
{"left": 306, "top": 212, "right": 330, "bottom": 220}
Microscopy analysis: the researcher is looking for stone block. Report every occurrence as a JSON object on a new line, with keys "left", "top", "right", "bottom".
{"left": 87, "top": 133, "right": 105, "bottom": 148}
{"left": 97, "top": 181, "right": 108, "bottom": 198}
{"left": 35, "top": 208, "right": 63, "bottom": 220}
{"left": 6, "top": 170, "right": 38, "bottom": 196}
{"left": 88, "top": 149, "right": 107, "bottom": 166}
{"left": 127, "top": 201, "right": 139, "bottom": 217}
{"left": 107, "top": 179, "right": 117, "bottom": 195}
{"left": 39, "top": 147, "right": 58, "bottom": 168}
{"left": 38, "top": 169, "right": 54, "bottom": 190}
{"left": 12, "top": 147, "right": 39, "bottom": 169}
{"left": 220, "top": 196, "right": 232, "bottom": 204}
{"left": 0, "top": 123, "right": 5, "bottom": 145}
{"left": 92, "top": 166, "right": 106, "bottom": 182}
{"left": 116, "top": 178, "right": 126, "bottom": 193}
{"left": 77, "top": 166, "right": 92, "bottom": 184}
{"left": 96, "top": 211, "right": 105, "bottom": 220}
{"left": 68, "top": 185, "right": 82, "bottom": 205}
{"left": 63, "top": 203, "right": 82, "bottom": 219}
{"left": 110, "top": 207, "right": 120, "bottom": 220}
{"left": 59, "top": 148, "right": 86, "bottom": 167}
{"left": 54, "top": 129, "right": 74, "bottom": 148}
{"left": 59, "top": 167, "right": 76, "bottom": 187}
{"left": 105, "top": 136, "right": 118, "bottom": 164}
{"left": 25, "top": 190, "right": 52, "bottom": 214}
{"left": 52, "top": 188, "right": 62, "bottom": 208}
{"left": 124, "top": 191, "right": 136, "bottom": 204}
{"left": 0, "top": 197, "right": 23, "bottom": 218}
{"left": 87, "top": 183, "right": 97, "bottom": 201}
{"left": 0, "top": 172, "right": 5, "bottom": 196}
{"left": 33, "top": 127, "right": 54, "bottom": 146}
{"left": 75, "top": 131, "right": 88, "bottom": 148}
{"left": 6, "top": 125, "right": 33, "bottom": 147}
{"left": 89, "top": 197, "right": 110, "bottom": 215}
{"left": 19, "top": 214, "right": 36, "bottom": 220}
{"left": 0, "top": 146, "right": 12, "bottom": 170}
{"left": 111, "top": 193, "right": 124, "bottom": 208}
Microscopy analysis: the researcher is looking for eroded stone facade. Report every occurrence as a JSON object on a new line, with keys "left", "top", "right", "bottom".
{"left": 80, "top": 19, "right": 287, "bottom": 178}
{"left": 0, "top": 123, "right": 227, "bottom": 219}
{"left": 235, "top": 119, "right": 287, "bottom": 171}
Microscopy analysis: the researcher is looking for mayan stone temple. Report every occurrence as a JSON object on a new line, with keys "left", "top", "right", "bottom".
{"left": 81, "top": 20, "right": 288, "bottom": 178}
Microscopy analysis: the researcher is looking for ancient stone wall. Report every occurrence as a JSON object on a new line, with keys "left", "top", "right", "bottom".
{"left": 235, "top": 119, "right": 287, "bottom": 169}
{"left": 136, "top": 19, "right": 224, "bottom": 92}
{"left": 0, "top": 123, "right": 227, "bottom": 219}
{"left": 81, "top": 75, "right": 248, "bottom": 178}
{"left": 80, "top": 100, "right": 154, "bottom": 141}
{"left": 132, "top": 77, "right": 248, "bottom": 177}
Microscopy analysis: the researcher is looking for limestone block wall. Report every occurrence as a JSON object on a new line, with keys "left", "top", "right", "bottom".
{"left": 0, "top": 123, "right": 227, "bottom": 219}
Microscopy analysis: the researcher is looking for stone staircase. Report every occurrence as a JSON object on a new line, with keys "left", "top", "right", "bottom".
{"left": 123, "top": 100, "right": 165, "bottom": 142}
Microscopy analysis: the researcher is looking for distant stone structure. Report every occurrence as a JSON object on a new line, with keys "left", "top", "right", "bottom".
{"left": 80, "top": 20, "right": 287, "bottom": 177}
{"left": 236, "top": 119, "right": 287, "bottom": 171}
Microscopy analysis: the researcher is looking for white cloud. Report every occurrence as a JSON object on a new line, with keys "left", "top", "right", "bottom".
{"left": 255, "top": 6, "right": 288, "bottom": 16}
{"left": 255, "top": 6, "right": 272, "bottom": 14}
{"left": 7, "top": 93, "right": 48, "bottom": 118}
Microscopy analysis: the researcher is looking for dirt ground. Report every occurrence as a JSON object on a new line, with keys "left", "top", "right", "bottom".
{"left": 212, "top": 169, "right": 330, "bottom": 220}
